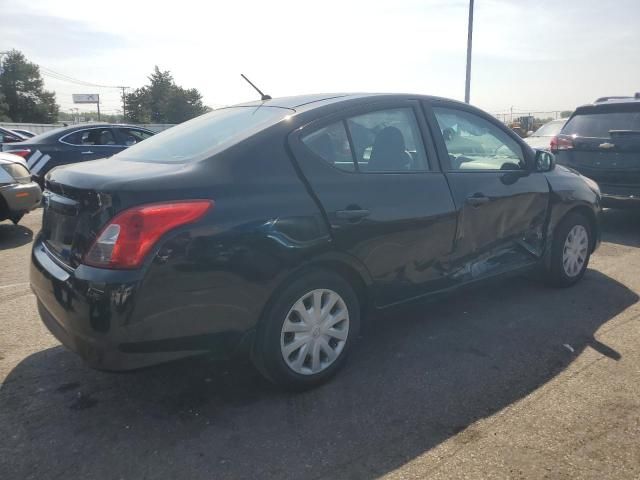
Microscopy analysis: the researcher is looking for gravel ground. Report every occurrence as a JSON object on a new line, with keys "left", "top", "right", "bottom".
{"left": 1, "top": 208, "right": 639, "bottom": 479}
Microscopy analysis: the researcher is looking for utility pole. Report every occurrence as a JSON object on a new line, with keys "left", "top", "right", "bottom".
{"left": 464, "top": 0, "right": 475, "bottom": 104}
{"left": 119, "top": 86, "right": 128, "bottom": 120}
{"left": 0, "top": 51, "right": 10, "bottom": 75}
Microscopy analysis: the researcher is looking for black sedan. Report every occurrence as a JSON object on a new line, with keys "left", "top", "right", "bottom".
{"left": 30, "top": 94, "right": 601, "bottom": 389}
{"left": 0, "top": 126, "right": 27, "bottom": 144}
{"left": 1, "top": 123, "right": 154, "bottom": 185}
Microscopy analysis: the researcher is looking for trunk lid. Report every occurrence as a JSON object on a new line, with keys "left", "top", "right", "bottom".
{"left": 41, "top": 158, "right": 199, "bottom": 268}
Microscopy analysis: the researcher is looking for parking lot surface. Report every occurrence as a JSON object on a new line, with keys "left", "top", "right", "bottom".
{"left": 1, "top": 209, "right": 639, "bottom": 479}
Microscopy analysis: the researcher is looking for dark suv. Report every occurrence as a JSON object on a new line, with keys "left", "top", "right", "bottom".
{"left": 552, "top": 95, "right": 640, "bottom": 207}
{"left": 31, "top": 94, "right": 601, "bottom": 389}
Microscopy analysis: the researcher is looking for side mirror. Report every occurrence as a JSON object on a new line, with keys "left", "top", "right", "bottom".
{"left": 534, "top": 149, "right": 555, "bottom": 172}
{"left": 526, "top": 130, "right": 534, "bottom": 137}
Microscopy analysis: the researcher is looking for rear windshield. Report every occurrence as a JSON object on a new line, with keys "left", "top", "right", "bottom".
{"left": 532, "top": 120, "right": 565, "bottom": 137}
{"left": 116, "top": 106, "right": 292, "bottom": 163}
{"left": 563, "top": 110, "right": 640, "bottom": 138}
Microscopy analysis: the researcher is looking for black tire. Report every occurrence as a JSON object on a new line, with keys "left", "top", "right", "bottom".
{"left": 252, "top": 269, "right": 360, "bottom": 390}
{"left": 545, "top": 212, "right": 592, "bottom": 288}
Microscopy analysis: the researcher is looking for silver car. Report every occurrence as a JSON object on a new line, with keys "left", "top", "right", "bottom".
{"left": 0, "top": 152, "right": 42, "bottom": 225}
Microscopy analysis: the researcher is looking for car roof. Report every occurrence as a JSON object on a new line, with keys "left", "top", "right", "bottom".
{"left": 231, "top": 92, "right": 469, "bottom": 112}
{"left": 234, "top": 93, "right": 377, "bottom": 110}
{"left": 577, "top": 95, "right": 640, "bottom": 111}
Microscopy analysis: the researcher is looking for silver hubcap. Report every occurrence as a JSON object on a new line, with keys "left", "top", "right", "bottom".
{"left": 563, "top": 225, "right": 589, "bottom": 277}
{"left": 280, "top": 289, "right": 349, "bottom": 375}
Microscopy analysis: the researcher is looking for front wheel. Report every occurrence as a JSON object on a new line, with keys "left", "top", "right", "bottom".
{"left": 252, "top": 269, "right": 360, "bottom": 390}
{"left": 545, "top": 212, "right": 592, "bottom": 287}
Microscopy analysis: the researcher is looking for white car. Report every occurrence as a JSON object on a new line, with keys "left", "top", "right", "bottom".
{"left": 525, "top": 118, "right": 568, "bottom": 150}
{"left": 0, "top": 152, "right": 42, "bottom": 224}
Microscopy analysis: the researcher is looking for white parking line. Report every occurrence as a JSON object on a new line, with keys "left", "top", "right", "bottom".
{"left": 0, "top": 282, "right": 30, "bottom": 290}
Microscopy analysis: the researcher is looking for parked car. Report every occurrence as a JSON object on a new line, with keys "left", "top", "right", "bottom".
{"left": 525, "top": 118, "right": 568, "bottom": 150}
{"left": 11, "top": 128, "right": 36, "bottom": 138}
{"left": 1, "top": 123, "right": 155, "bottom": 186}
{"left": 0, "top": 152, "right": 42, "bottom": 224}
{"left": 31, "top": 94, "right": 601, "bottom": 389}
{"left": 0, "top": 126, "right": 27, "bottom": 144}
{"left": 552, "top": 95, "right": 640, "bottom": 208}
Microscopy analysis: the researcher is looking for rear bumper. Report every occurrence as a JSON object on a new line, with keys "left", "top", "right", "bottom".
{"left": 30, "top": 238, "right": 249, "bottom": 371}
{"left": 0, "top": 181, "right": 42, "bottom": 216}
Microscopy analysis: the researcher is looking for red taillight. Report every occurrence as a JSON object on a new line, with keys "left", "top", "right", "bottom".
{"left": 84, "top": 200, "right": 213, "bottom": 269}
{"left": 550, "top": 135, "right": 573, "bottom": 153}
{"left": 6, "top": 148, "right": 31, "bottom": 158}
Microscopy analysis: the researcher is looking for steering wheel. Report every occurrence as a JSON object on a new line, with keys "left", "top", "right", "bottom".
{"left": 450, "top": 154, "right": 474, "bottom": 169}
{"left": 403, "top": 150, "right": 416, "bottom": 170}
{"left": 493, "top": 144, "right": 512, "bottom": 156}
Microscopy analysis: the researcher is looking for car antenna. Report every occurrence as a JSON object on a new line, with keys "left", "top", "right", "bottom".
{"left": 240, "top": 74, "right": 272, "bottom": 101}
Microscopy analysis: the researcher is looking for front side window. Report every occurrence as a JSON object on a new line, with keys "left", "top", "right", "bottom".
{"left": 301, "top": 122, "right": 354, "bottom": 171}
{"left": 347, "top": 108, "right": 429, "bottom": 172}
{"left": 63, "top": 129, "right": 116, "bottom": 146}
{"left": 434, "top": 107, "right": 525, "bottom": 171}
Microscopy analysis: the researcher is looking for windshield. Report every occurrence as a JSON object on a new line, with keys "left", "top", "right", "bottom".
{"left": 563, "top": 110, "right": 640, "bottom": 138}
{"left": 116, "top": 106, "right": 292, "bottom": 163}
{"left": 532, "top": 120, "right": 565, "bottom": 137}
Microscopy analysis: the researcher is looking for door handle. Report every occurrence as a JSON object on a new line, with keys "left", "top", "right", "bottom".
{"left": 465, "top": 195, "right": 490, "bottom": 207}
{"left": 81, "top": 151, "right": 94, "bottom": 155}
{"left": 336, "top": 209, "right": 370, "bottom": 220}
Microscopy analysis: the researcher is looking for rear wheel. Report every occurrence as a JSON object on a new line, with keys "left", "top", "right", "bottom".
{"left": 252, "top": 269, "right": 360, "bottom": 389}
{"left": 545, "top": 212, "right": 592, "bottom": 287}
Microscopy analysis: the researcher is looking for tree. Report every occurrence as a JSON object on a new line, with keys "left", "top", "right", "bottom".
{"left": 0, "top": 50, "right": 59, "bottom": 123}
{"left": 124, "top": 66, "right": 208, "bottom": 124}
{"left": 0, "top": 91, "right": 10, "bottom": 121}
{"left": 58, "top": 110, "right": 123, "bottom": 123}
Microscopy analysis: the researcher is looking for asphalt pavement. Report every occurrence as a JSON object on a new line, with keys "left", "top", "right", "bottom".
{"left": 1, "top": 208, "right": 639, "bottom": 479}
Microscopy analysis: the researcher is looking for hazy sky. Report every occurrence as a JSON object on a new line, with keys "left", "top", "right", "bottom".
{"left": 2, "top": 0, "right": 639, "bottom": 117}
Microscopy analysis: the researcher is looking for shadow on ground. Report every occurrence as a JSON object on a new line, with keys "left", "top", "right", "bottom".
{"left": 0, "top": 222, "right": 33, "bottom": 251}
{"left": 601, "top": 208, "right": 640, "bottom": 248}
{"left": 0, "top": 270, "right": 637, "bottom": 479}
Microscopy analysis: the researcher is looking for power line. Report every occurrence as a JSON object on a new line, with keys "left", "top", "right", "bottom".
{"left": 38, "top": 64, "right": 130, "bottom": 118}
{"left": 39, "top": 66, "right": 127, "bottom": 89}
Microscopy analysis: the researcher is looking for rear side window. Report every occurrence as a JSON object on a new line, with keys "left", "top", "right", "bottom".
{"left": 300, "top": 107, "right": 430, "bottom": 173}
{"left": 348, "top": 108, "right": 428, "bottom": 172}
{"left": 563, "top": 110, "right": 640, "bottom": 138}
{"left": 301, "top": 122, "right": 354, "bottom": 171}
{"left": 117, "top": 106, "right": 290, "bottom": 163}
